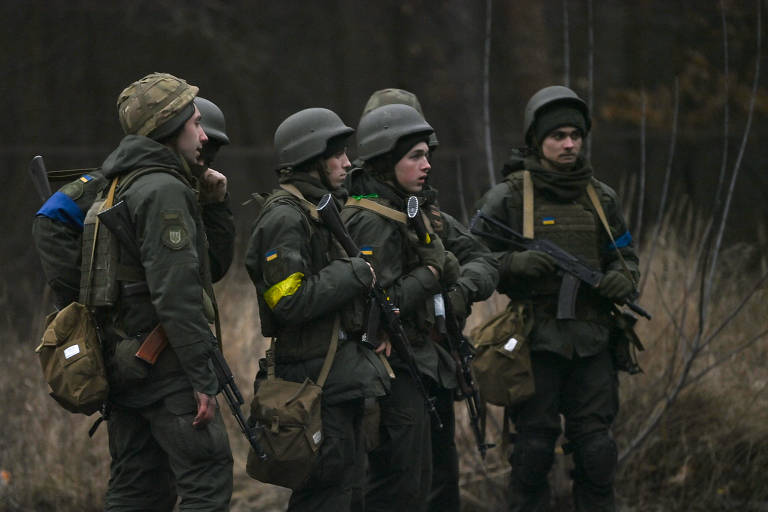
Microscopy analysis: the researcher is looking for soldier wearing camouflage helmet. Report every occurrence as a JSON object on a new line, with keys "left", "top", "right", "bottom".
{"left": 356, "top": 89, "right": 498, "bottom": 512}
{"left": 474, "top": 85, "right": 640, "bottom": 512}
{"left": 96, "top": 72, "right": 234, "bottom": 510}
{"left": 245, "top": 108, "right": 391, "bottom": 511}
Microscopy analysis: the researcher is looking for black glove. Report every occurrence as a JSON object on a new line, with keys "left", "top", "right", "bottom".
{"left": 447, "top": 285, "right": 468, "bottom": 323}
{"left": 507, "top": 250, "right": 556, "bottom": 278}
{"left": 441, "top": 251, "right": 461, "bottom": 287}
{"left": 598, "top": 270, "right": 635, "bottom": 302}
{"left": 415, "top": 234, "right": 446, "bottom": 276}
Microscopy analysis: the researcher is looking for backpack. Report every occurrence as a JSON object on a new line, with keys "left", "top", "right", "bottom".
{"left": 32, "top": 167, "right": 179, "bottom": 415}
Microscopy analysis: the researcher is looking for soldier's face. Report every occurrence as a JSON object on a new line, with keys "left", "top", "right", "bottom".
{"left": 540, "top": 126, "right": 582, "bottom": 170}
{"left": 175, "top": 106, "right": 208, "bottom": 166}
{"left": 324, "top": 149, "right": 351, "bottom": 190}
{"left": 394, "top": 142, "right": 430, "bottom": 193}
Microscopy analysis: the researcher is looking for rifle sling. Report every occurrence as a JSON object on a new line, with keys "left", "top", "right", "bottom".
{"left": 279, "top": 183, "right": 320, "bottom": 221}
{"left": 585, "top": 183, "right": 633, "bottom": 277}
{"left": 345, "top": 197, "right": 407, "bottom": 225}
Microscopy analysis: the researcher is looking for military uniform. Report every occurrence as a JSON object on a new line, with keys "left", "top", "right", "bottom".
{"left": 343, "top": 169, "right": 452, "bottom": 511}
{"left": 246, "top": 108, "right": 390, "bottom": 512}
{"left": 475, "top": 150, "right": 639, "bottom": 512}
{"left": 419, "top": 189, "right": 498, "bottom": 512}
{"left": 87, "top": 134, "right": 233, "bottom": 511}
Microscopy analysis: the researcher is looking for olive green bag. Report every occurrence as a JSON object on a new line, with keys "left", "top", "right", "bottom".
{"left": 245, "top": 318, "right": 339, "bottom": 490}
{"left": 470, "top": 301, "right": 535, "bottom": 407}
{"left": 35, "top": 302, "right": 108, "bottom": 415}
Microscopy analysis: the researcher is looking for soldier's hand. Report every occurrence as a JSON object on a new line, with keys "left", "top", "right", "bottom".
{"left": 441, "top": 251, "right": 461, "bottom": 287}
{"left": 447, "top": 285, "right": 468, "bottom": 323}
{"left": 199, "top": 168, "right": 228, "bottom": 204}
{"left": 507, "top": 250, "right": 556, "bottom": 278}
{"left": 598, "top": 270, "right": 634, "bottom": 302}
{"left": 415, "top": 234, "right": 446, "bottom": 277}
{"left": 193, "top": 391, "right": 217, "bottom": 428}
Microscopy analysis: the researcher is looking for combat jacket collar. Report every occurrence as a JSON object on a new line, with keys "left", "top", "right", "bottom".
{"left": 101, "top": 135, "right": 192, "bottom": 186}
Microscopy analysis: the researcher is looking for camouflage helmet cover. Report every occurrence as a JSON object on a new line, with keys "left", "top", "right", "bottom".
{"left": 523, "top": 85, "right": 591, "bottom": 144}
{"left": 195, "top": 97, "right": 230, "bottom": 145}
{"left": 117, "top": 72, "right": 198, "bottom": 137}
{"left": 274, "top": 108, "right": 354, "bottom": 169}
{"left": 362, "top": 88, "right": 439, "bottom": 148}
{"left": 356, "top": 103, "right": 433, "bottom": 161}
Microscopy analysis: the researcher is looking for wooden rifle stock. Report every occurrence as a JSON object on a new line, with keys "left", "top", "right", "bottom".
{"left": 135, "top": 324, "right": 168, "bottom": 364}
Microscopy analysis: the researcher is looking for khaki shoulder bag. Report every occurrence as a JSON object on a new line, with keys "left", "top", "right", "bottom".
{"left": 245, "top": 316, "right": 340, "bottom": 490}
{"left": 34, "top": 177, "right": 120, "bottom": 415}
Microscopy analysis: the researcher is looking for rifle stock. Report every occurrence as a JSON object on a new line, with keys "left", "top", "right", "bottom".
{"left": 317, "top": 193, "right": 443, "bottom": 430}
{"left": 29, "top": 155, "right": 52, "bottom": 203}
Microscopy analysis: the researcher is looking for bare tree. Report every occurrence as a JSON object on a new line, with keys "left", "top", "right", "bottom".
{"left": 483, "top": 0, "right": 495, "bottom": 187}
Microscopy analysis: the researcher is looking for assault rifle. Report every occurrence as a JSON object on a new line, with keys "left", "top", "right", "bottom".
{"left": 317, "top": 193, "right": 443, "bottom": 430}
{"left": 406, "top": 196, "right": 493, "bottom": 458}
{"left": 97, "top": 201, "right": 266, "bottom": 458}
{"left": 470, "top": 210, "right": 651, "bottom": 320}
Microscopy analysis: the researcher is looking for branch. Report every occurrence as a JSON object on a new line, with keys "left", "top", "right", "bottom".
{"left": 640, "top": 77, "right": 679, "bottom": 295}
{"left": 702, "top": 0, "right": 761, "bottom": 320}
{"left": 455, "top": 156, "right": 469, "bottom": 225}
{"left": 684, "top": 327, "right": 768, "bottom": 390}
{"left": 635, "top": 89, "right": 647, "bottom": 248}
{"left": 563, "top": 0, "right": 570, "bottom": 87}
{"left": 586, "top": 0, "right": 594, "bottom": 161}
{"left": 483, "top": 0, "right": 495, "bottom": 187}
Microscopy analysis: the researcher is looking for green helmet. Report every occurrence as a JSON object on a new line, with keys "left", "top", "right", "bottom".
{"left": 274, "top": 108, "right": 354, "bottom": 169}
{"left": 195, "top": 97, "right": 230, "bottom": 145}
{"left": 523, "top": 85, "right": 591, "bottom": 145}
{"left": 117, "top": 72, "right": 198, "bottom": 139}
{"left": 362, "top": 88, "right": 439, "bottom": 148}
{"left": 356, "top": 104, "right": 433, "bottom": 161}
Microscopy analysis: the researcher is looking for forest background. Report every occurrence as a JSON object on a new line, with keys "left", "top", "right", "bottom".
{"left": 1, "top": 1, "right": 767, "bottom": 510}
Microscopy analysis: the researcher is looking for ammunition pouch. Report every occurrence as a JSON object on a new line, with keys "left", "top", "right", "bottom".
{"left": 35, "top": 302, "right": 108, "bottom": 415}
{"left": 609, "top": 308, "right": 644, "bottom": 374}
{"left": 470, "top": 301, "right": 535, "bottom": 407}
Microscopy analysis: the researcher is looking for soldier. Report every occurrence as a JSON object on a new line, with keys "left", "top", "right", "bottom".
{"left": 344, "top": 104, "right": 452, "bottom": 511}
{"left": 193, "top": 96, "right": 235, "bottom": 283}
{"left": 245, "top": 108, "right": 391, "bottom": 511}
{"left": 98, "top": 73, "right": 233, "bottom": 510}
{"left": 474, "top": 86, "right": 640, "bottom": 512}
{"left": 358, "top": 89, "right": 499, "bottom": 512}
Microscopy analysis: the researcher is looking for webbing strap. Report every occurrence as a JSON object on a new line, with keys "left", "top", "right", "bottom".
{"left": 266, "top": 315, "right": 340, "bottom": 388}
{"left": 279, "top": 183, "right": 320, "bottom": 221}
{"left": 345, "top": 197, "right": 407, "bottom": 225}
{"left": 586, "top": 183, "right": 632, "bottom": 276}
{"left": 522, "top": 170, "right": 534, "bottom": 238}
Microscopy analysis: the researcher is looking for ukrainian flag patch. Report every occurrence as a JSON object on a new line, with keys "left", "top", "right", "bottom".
{"left": 265, "top": 249, "right": 278, "bottom": 262}
{"left": 361, "top": 246, "right": 373, "bottom": 256}
{"left": 542, "top": 217, "right": 555, "bottom": 225}
{"left": 79, "top": 174, "right": 94, "bottom": 183}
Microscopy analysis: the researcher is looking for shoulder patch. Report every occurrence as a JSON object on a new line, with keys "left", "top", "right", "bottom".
{"left": 59, "top": 179, "right": 85, "bottom": 201}
{"left": 160, "top": 210, "right": 189, "bottom": 250}
{"left": 265, "top": 249, "right": 278, "bottom": 261}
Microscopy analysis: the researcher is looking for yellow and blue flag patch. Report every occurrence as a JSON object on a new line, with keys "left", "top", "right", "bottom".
{"left": 361, "top": 245, "right": 373, "bottom": 256}
{"left": 542, "top": 216, "right": 555, "bottom": 225}
{"left": 265, "top": 249, "right": 278, "bottom": 262}
{"left": 79, "top": 174, "right": 94, "bottom": 183}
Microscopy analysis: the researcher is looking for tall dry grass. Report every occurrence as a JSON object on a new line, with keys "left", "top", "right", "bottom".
{"left": 2, "top": 216, "right": 766, "bottom": 511}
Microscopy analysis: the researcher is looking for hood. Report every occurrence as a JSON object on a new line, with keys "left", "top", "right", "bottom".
{"left": 101, "top": 135, "right": 186, "bottom": 179}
